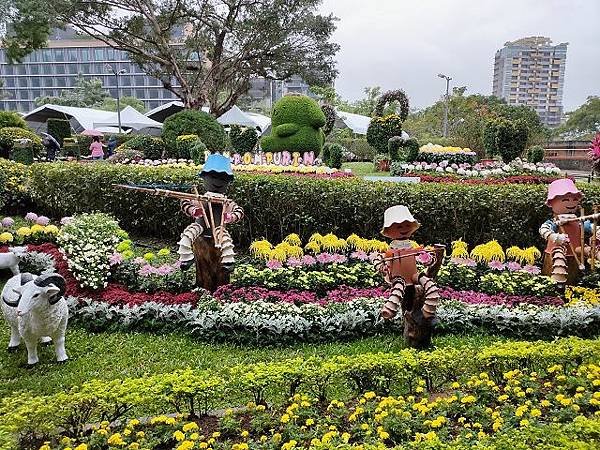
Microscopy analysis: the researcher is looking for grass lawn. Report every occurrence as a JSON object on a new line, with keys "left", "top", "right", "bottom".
{"left": 0, "top": 325, "right": 508, "bottom": 398}
{"left": 342, "top": 161, "right": 389, "bottom": 177}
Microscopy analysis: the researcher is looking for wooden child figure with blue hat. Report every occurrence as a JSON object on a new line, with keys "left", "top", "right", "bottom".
{"left": 375, "top": 205, "right": 445, "bottom": 348}
{"left": 177, "top": 153, "right": 244, "bottom": 291}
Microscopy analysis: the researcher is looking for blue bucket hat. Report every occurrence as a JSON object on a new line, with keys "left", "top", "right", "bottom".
{"left": 200, "top": 153, "right": 234, "bottom": 179}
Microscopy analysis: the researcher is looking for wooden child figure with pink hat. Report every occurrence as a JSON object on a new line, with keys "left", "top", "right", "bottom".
{"left": 375, "top": 205, "right": 445, "bottom": 348}
{"left": 540, "top": 178, "right": 600, "bottom": 289}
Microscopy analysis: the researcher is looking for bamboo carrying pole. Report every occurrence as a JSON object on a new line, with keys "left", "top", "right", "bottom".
{"left": 593, "top": 206, "right": 598, "bottom": 270}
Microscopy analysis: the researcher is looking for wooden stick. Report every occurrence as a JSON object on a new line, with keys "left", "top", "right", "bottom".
{"left": 593, "top": 206, "right": 598, "bottom": 270}
{"left": 207, "top": 201, "right": 220, "bottom": 247}
{"left": 218, "top": 201, "right": 227, "bottom": 247}
{"left": 581, "top": 206, "right": 586, "bottom": 270}
{"left": 557, "top": 212, "right": 600, "bottom": 224}
{"left": 558, "top": 223, "right": 584, "bottom": 270}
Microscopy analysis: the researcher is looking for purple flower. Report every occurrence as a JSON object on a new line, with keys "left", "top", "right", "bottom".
{"left": 368, "top": 252, "right": 381, "bottom": 262}
{"left": 450, "top": 257, "right": 477, "bottom": 267}
{"left": 286, "top": 257, "right": 302, "bottom": 267}
{"left": 138, "top": 264, "right": 156, "bottom": 277}
{"left": 1, "top": 217, "right": 14, "bottom": 228}
{"left": 488, "top": 260, "right": 505, "bottom": 271}
{"left": 35, "top": 216, "right": 50, "bottom": 226}
{"left": 60, "top": 216, "right": 74, "bottom": 225}
{"left": 522, "top": 264, "right": 541, "bottom": 275}
{"left": 157, "top": 264, "right": 175, "bottom": 275}
{"left": 506, "top": 261, "right": 522, "bottom": 271}
{"left": 109, "top": 252, "right": 124, "bottom": 266}
{"left": 440, "top": 287, "right": 563, "bottom": 308}
{"left": 416, "top": 251, "right": 433, "bottom": 265}
{"left": 25, "top": 212, "right": 38, "bottom": 222}
{"left": 300, "top": 255, "right": 316, "bottom": 266}
{"left": 350, "top": 250, "right": 369, "bottom": 261}
{"left": 133, "top": 257, "right": 146, "bottom": 265}
{"left": 266, "top": 259, "right": 283, "bottom": 269}
{"left": 316, "top": 252, "right": 335, "bottom": 264}
{"left": 332, "top": 254, "right": 348, "bottom": 264}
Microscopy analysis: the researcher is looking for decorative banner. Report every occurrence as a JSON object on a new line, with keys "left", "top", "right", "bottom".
{"left": 229, "top": 151, "right": 316, "bottom": 166}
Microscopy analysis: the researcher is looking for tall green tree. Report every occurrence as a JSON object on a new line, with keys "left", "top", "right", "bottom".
{"left": 4, "top": 0, "right": 339, "bottom": 118}
{"left": 34, "top": 75, "right": 109, "bottom": 108}
{"left": 556, "top": 96, "right": 600, "bottom": 138}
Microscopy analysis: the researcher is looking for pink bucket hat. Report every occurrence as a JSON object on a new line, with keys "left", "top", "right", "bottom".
{"left": 546, "top": 178, "right": 582, "bottom": 206}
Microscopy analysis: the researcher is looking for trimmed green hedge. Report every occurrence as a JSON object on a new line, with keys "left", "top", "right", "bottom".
{"left": 23, "top": 162, "right": 600, "bottom": 248}
{"left": 162, "top": 110, "right": 226, "bottom": 153}
{"left": 47, "top": 118, "right": 71, "bottom": 146}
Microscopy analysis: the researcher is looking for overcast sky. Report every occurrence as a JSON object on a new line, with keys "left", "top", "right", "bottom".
{"left": 320, "top": 0, "right": 599, "bottom": 112}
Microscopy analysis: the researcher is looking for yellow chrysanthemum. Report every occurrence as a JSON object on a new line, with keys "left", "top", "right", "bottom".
{"left": 304, "top": 241, "right": 321, "bottom": 254}
{"left": 470, "top": 240, "right": 505, "bottom": 263}
{"left": 320, "top": 233, "right": 341, "bottom": 251}
{"left": 309, "top": 233, "right": 324, "bottom": 244}
{"left": 506, "top": 245, "right": 541, "bottom": 265}
{"left": 250, "top": 239, "right": 273, "bottom": 260}
{"left": 346, "top": 234, "right": 362, "bottom": 248}
{"left": 16, "top": 226, "right": 31, "bottom": 237}
{"left": 0, "top": 232, "right": 13, "bottom": 243}
{"left": 44, "top": 225, "right": 60, "bottom": 234}
{"left": 451, "top": 239, "right": 469, "bottom": 259}
{"left": 283, "top": 233, "right": 302, "bottom": 246}
{"left": 268, "top": 247, "right": 288, "bottom": 262}
{"left": 30, "top": 224, "right": 45, "bottom": 234}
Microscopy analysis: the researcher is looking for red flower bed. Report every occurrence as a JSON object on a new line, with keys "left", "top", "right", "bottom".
{"left": 14, "top": 243, "right": 200, "bottom": 307}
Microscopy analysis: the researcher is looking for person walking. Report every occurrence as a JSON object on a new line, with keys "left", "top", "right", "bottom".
{"left": 89, "top": 136, "right": 105, "bottom": 160}
{"left": 107, "top": 135, "right": 117, "bottom": 158}
{"left": 43, "top": 135, "right": 61, "bottom": 161}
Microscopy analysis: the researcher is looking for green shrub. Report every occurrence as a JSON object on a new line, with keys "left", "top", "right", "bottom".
{"left": 337, "top": 138, "right": 376, "bottom": 161}
{"left": 162, "top": 109, "right": 226, "bottom": 153}
{"left": 0, "top": 127, "right": 43, "bottom": 157}
{"left": 415, "top": 152, "right": 477, "bottom": 165}
{"left": 46, "top": 118, "right": 71, "bottom": 146}
{"left": 527, "top": 145, "right": 545, "bottom": 163}
{"left": 27, "top": 163, "right": 600, "bottom": 249}
{"left": 190, "top": 141, "right": 207, "bottom": 165}
{"left": 261, "top": 95, "right": 326, "bottom": 153}
{"left": 387, "top": 136, "right": 403, "bottom": 161}
{"left": 0, "top": 159, "right": 30, "bottom": 208}
{"left": 366, "top": 114, "right": 403, "bottom": 153}
{"left": 11, "top": 142, "right": 34, "bottom": 165}
{"left": 484, "top": 118, "right": 528, "bottom": 162}
{"left": 174, "top": 134, "right": 202, "bottom": 160}
{"left": 404, "top": 138, "right": 420, "bottom": 162}
{"left": 229, "top": 125, "right": 259, "bottom": 153}
{"left": 61, "top": 138, "right": 80, "bottom": 158}
{"left": 325, "top": 143, "right": 343, "bottom": 169}
{"left": 116, "top": 135, "right": 165, "bottom": 160}
{"left": 0, "top": 111, "right": 28, "bottom": 130}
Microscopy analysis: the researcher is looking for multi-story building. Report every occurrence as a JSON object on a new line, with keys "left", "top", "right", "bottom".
{"left": 0, "top": 28, "right": 311, "bottom": 113}
{"left": 492, "top": 36, "right": 568, "bottom": 127}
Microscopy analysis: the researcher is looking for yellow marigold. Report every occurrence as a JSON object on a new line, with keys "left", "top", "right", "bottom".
{"left": 74, "top": 445, "right": 88, "bottom": 450}
{"left": 44, "top": 225, "right": 60, "bottom": 234}
{"left": 182, "top": 422, "right": 199, "bottom": 432}
{"left": 283, "top": 233, "right": 302, "bottom": 246}
{"left": 0, "top": 232, "right": 13, "bottom": 243}
{"left": 16, "top": 226, "right": 31, "bottom": 237}
{"left": 176, "top": 441, "right": 194, "bottom": 450}
{"left": 107, "top": 433, "right": 125, "bottom": 446}
{"left": 173, "top": 430, "right": 185, "bottom": 441}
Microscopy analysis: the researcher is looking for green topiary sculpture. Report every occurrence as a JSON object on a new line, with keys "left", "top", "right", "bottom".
{"left": 261, "top": 95, "right": 326, "bottom": 153}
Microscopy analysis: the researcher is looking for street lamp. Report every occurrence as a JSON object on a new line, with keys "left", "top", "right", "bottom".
{"left": 438, "top": 73, "right": 452, "bottom": 138}
{"left": 106, "top": 65, "right": 127, "bottom": 133}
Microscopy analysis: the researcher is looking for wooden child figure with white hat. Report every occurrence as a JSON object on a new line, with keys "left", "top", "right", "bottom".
{"left": 540, "top": 178, "right": 600, "bottom": 289}
{"left": 375, "top": 205, "right": 444, "bottom": 348}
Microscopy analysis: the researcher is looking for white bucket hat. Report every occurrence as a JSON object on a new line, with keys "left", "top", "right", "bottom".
{"left": 381, "top": 205, "right": 420, "bottom": 237}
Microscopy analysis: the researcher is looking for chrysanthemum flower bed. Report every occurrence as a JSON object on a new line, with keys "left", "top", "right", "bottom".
{"left": 3, "top": 337, "right": 600, "bottom": 450}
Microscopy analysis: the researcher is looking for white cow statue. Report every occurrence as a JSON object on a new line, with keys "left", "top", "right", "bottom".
{"left": 0, "top": 246, "right": 27, "bottom": 275}
{"left": 1, "top": 273, "right": 68, "bottom": 366}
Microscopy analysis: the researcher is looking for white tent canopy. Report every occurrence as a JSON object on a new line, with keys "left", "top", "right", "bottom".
{"left": 23, "top": 104, "right": 116, "bottom": 132}
{"left": 217, "top": 106, "right": 271, "bottom": 134}
{"left": 245, "top": 112, "right": 271, "bottom": 134}
{"left": 145, "top": 101, "right": 185, "bottom": 122}
{"left": 95, "top": 106, "right": 163, "bottom": 131}
{"left": 334, "top": 110, "right": 409, "bottom": 139}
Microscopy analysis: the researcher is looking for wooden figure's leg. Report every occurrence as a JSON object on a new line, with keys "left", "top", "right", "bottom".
{"left": 551, "top": 246, "right": 569, "bottom": 285}
{"left": 192, "top": 237, "right": 230, "bottom": 292}
{"left": 381, "top": 277, "right": 406, "bottom": 320}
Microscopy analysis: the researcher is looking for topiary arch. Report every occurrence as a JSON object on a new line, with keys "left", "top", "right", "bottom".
{"left": 373, "top": 89, "right": 409, "bottom": 121}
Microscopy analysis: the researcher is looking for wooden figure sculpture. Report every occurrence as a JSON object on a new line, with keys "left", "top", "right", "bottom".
{"left": 114, "top": 154, "right": 243, "bottom": 292}
{"left": 375, "top": 205, "right": 445, "bottom": 348}
{"left": 540, "top": 178, "right": 600, "bottom": 289}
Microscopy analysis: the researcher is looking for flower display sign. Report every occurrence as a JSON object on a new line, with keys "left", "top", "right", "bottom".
{"left": 230, "top": 150, "right": 317, "bottom": 166}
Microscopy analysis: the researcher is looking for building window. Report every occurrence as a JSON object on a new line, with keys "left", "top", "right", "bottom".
{"left": 80, "top": 63, "right": 91, "bottom": 74}
{"left": 5, "top": 78, "right": 15, "bottom": 87}
{"left": 148, "top": 88, "right": 159, "bottom": 98}
{"left": 68, "top": 64, "right": 79, "bottom": 74}
{"left": 136, "top": 89, "right": 146, "bottom": 98}
{"left": 4, "top": 65, "right": 14, "bottom": 75}
{"left": 94, "top": 48, "right": 105, "bottom": 61}
{"left": 42, "top": 49, "right": 52, "bottom": 62}
{"left": 19, "top": 91, "right": 30, "bottom": 100}
{"left": 68, "top": 49, "right": 78, "bottom": 62}
{"left": 42, "top": 64, "right": 53, "bottom": 75}
{"left": 43, "top": 78, "right": 54, "bottom": 87}
{"left": 120, "top": 76, "right": 131, "bottom": 87}
{"left": 29, "top": 65, "right": 40, "bottom": 75}
{"left": 121, "top": 88, "right": 133, "bottom": 96}
{"left": 134, "top": 75, "right": 145, "bottom": 85}
{"left": 56, "top": 77, "right": 66, "bottom": 87}
{"left": 31, "top": 77, "right": 41, "bottom": 88}
{"left": 18, "top": 78, "right": 28, "bottom": 88}
{"left": 81, "top": 49, "right": 89, "bottom": 62}
{"left": 54, "top": 49, "right": 64, "bottom": 62}
{"left": 55, "top": 64, "right": 66, "bottom": 74}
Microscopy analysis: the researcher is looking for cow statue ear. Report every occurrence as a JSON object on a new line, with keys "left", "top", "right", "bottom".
{"left": 12, "top": 287, "right": 22, "bottom": 296}
{"left": 46, "top": 285, "right": 61, "bottom": 305}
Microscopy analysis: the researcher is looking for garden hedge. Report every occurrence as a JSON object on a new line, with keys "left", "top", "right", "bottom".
{"left": 46, "top": 118, "right": 71, "bottom": 147}
{"left": 162, "top": 109, "right": 226, "bottom": 153}
{"left": 20, "top": 162, "right": 600, "bottom": 248}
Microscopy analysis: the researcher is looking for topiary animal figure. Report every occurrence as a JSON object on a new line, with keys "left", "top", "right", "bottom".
{"left": 261, "top": 95, "right": 326, "bottom": 153}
